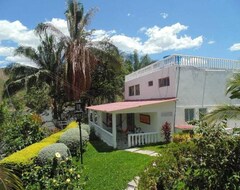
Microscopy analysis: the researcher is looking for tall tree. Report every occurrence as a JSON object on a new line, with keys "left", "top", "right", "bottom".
{"left": 36, "top": 0, "right": 98, "bottom": 101}
{"left": 86, "top": 42, "right": 128, "bottom": 105}
{"left": 125, "top": 50, "right": 154, "bottom": 71}
{"left": 204, "top": 73, "right": 240, "bottom": 124}
{"left": 4, "top": 32, "right": 65, "bottom": 119}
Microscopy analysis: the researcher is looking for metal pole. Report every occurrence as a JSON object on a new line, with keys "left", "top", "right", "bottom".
{"left": 78, "top": 118, "right": 83, "bottom": 164}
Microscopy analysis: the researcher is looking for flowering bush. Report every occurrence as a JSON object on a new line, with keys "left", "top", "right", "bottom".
{"left": 161, "top": 122, "right": 171, "bottom": 143}
{"left": 22, "top": 152, "right": 85, "bottom": 190}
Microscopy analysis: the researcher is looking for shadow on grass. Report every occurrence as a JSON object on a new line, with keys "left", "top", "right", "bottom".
{"left": 90, "top": 138, "right": 115, "bottom": 153}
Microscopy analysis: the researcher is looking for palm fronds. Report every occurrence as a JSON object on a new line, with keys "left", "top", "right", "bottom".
{"left": 204, "top": 105, "right": 240, "bottom": 124}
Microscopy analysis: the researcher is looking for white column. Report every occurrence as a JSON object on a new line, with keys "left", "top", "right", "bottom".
{"left": 112, "top": 113, "right": 117, "bottom": 148}
{"left": 99, "top": 112, "right": 102, "bottom": 128}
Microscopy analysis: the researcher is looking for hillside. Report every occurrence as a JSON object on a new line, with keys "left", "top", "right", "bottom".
{"left": 0, "top": 69, "right": 8, "bottom": 101}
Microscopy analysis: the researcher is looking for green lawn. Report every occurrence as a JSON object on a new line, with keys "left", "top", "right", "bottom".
{"left": 79, "top": 140, "right": 154, "bottom": 190}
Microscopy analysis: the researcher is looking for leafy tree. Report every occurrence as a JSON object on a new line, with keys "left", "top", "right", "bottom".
{"left": 86, "top": 42, "right": 129, "bottom": 104}
{"left": 24, "top": 83, "right": 51, "bottom": 113}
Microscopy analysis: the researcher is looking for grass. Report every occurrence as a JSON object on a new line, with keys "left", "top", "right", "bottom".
{"left": 79, "top": 140, "right": 154, "bottom": 190}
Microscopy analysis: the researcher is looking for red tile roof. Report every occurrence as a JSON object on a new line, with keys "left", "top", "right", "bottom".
{"left": 87, "top": 98, "right": 176, "bottom": 113}
{"left": 175, "top": 125, "right": 194, "bottom": 130}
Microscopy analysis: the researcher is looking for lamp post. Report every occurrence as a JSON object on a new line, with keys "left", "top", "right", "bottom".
{"left": 75, "top": 101, "right": 83, "bottom": 164}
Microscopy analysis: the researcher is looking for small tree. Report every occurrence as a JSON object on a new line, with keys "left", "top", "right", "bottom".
{"left": 162, "top": 122, "right": 171, "bottom": 143}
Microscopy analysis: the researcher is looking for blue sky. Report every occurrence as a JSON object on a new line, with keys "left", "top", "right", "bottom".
{"left": 0, "top": 0, "right": 240, "bottom": 67}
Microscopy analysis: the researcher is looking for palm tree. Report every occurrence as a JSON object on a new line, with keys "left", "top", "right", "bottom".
{"left": 0, "top": 165, "right": 24, "bottom": 190}
{"left": 4, "top": 32, "right": 65, "bottom": 119}
{"left": 36, "top": 0, "right": 98, "bottom": 101}
{"left": 125, "top": 50, "right": 154, "bottom": 71}
{"left": 204, "top": 73, "right": 240, "bottom": 124}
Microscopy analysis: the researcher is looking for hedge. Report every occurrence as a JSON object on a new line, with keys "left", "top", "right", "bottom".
{"left": 0, "top": 121, "right": 77, "bottom": 166}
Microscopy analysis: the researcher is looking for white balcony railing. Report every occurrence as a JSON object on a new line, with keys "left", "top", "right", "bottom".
{"left": 128, "top": 132, "right": 160, "bottom": 147}
{"left": 125, "top": 54, "right": 240, "bottom": 82}
{"left": 90, "top": 121, "right": 113, "bottom": 147}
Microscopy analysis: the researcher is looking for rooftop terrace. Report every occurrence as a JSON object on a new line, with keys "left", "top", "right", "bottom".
{"left": 125, "top": 54, "right": 240, "bottom": 82}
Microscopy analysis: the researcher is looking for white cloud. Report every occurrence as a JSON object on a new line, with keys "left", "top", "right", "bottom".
{"left": 0, "top": 46, "right": 15, "bottom": 56}
{"left": 91, "top": 29, "right": 116, "bottom": 41}
{"left": 127, "top": 13, "right": 131, "bottom": 17}
{"left": 5, "top": 55, "right": 38, "bottom": 67}
{"left": 139, "top": 27, "right": 147, "bottom": 33}
{"left": 160, "top": 12, "right": 168, "bottom": 19}
{"left": 45, "top": 18, "right": 69, "bottom": 36}
{"left": 208, "top": 40, "right": 215, "bottom": 44}
{"left": 0, "top": 19, "right": 203, "bottom": 66}
{"left": 110, "top": 35, "right": 142, "bottom": 52}
{"left": 0, "top": 20, "right": 39, "bottom": 48}
{"left": 0, "top": 18, "right": 69, "bottom": 67}
{"left": 110, "top": 23, "right": 203, "bottom": 54}
{"left": 229, "top": 43, "right": 240, "bottom": 51}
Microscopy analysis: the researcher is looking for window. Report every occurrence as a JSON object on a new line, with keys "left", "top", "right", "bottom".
{"left": 199, "top": 108, "right": 207, "bottom": 119}
{"left": 185, "top": 109, "right": 194, "bottom": 122}
{"left": 135, "top": 84, "right": 140, "bottom": 95}
{"left": 159, "top": 77, "right": 170, "bottom": 87}
{"left": 129, "top": 86, "right": 134, "bottom": 96}
{"left": 148, "top": 81, "right": 153, "bottom": 86}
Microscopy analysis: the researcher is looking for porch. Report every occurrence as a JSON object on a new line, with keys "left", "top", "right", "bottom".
{"left": 87, "top": 99, "right": 176, "bottom": 149}
{"left": 89, "top": 120, "right": 160, "bottom": 149}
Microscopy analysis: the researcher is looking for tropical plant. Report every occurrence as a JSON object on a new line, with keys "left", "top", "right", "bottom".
{"left": 125, "top": 50, "right": 154, "bottom": 71}
{"left": 204, "top": 73, "right": 240, "bottom": 124}
{"left": 4, "top": 31, "right": 65, "bottom": 119}
{"left": 162, "top": 121, "right": 171, "bottom": 143}
{"left": 139, "top": 122, "right": 240, "bottom": 189}
{"left": 35, "top": 0, "right": 98, "bottom": 102}
{"left": 0, "top": 165, "right": 24, "bottom": 190}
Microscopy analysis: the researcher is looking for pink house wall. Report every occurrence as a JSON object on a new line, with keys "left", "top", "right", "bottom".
{"left": 124, "top": 65, "right": 177, "bottom": 100}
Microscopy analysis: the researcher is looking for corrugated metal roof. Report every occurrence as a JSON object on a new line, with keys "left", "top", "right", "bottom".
{"left": 87, "top": 98, "right": 176, "bottom": 113}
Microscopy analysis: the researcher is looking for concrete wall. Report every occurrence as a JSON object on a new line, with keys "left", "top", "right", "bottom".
{"left": 124, "top": 65, "right": 177, "bottom": 100}
{"left": 175, "top": 66, "right": 240, "bottom": 126}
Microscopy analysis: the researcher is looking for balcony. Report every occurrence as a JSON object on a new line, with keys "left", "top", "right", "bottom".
{"left": 125, "top": 54, "right": 240, "bottom": 82}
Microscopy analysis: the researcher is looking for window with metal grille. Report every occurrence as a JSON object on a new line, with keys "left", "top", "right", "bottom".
{"left": 185, "top": 108, "right": 194, "bottom": 122}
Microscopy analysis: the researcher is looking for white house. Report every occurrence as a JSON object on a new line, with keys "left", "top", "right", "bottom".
{"left": 87, "top": 54, "right": 240, "bottom": 149}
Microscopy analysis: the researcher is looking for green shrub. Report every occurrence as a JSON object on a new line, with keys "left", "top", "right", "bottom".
{"left": 58, "top": 128, "right": 89, "bottom": 156}
{"left": 81, "top": 123, "right": 90, "bottom": 135}
{"left": 37, "top": 143, "right": 71, "bottom": 165}
{"left": 0, "top": 121, "right": 77, "bottom": 166}
{"left": 139, "top": 123, "right": 240, "bottom": 189}
{"left": 22, "top": 153, "right": 85, "bottom": 190}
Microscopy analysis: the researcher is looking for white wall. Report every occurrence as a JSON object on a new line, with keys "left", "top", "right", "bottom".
{"left": 175, "top": 66, "right": 240, "bottom": 126}
{"left": 124, "top": 65, "right": 177, "bottom": 100}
